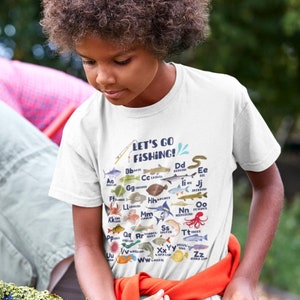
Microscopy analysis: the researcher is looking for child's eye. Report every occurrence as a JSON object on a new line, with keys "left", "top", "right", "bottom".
{"left": 115, "top": 58, "right": 131, "bottom": 66}
{"left": 82, "top": 59, "right": 95, "bottom": 66}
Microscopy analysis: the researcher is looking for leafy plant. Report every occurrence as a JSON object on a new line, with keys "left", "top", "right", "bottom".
{"left": 0, "top": 281, "right": 62, "bottom": 300}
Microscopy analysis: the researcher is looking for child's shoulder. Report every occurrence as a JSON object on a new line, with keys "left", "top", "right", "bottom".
{"left": 63, "top": 91, "right": 101, "bottom": 132}
{"left": 180, "top": 63, "right": 241, "bottom": 87}
{"left": 177, "top": 63, "right": 245, "bottom": 98}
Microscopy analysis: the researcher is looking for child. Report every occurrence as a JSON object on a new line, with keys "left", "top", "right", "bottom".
{"left": 41, "top": 1, "right": 284, "bottom": 299}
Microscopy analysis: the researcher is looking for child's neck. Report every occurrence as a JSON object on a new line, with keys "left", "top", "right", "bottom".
{"left": 130, "top": 62, "right": 176, "bottom": 108}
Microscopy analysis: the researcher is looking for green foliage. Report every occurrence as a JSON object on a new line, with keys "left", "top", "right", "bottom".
{"left": 0, "top": 0, "right": 85, "bottom": 77}
{"left": 261, "top": 196, "right": 300, "bottom": 293}
{"left": 232, "top": 181, "right": 300, "bottom": 295}
{"left": 0, "top": 281, "right": 62, "bottom": 300}
{"left": 187, "top": 0, "right": 300, "bottom": 131}
{"left": 0, "top": 0, "right": 42, "bottom": 61}
{"left": 1, "top": 0, "right": 299, "bottom": 126}
{"left": 284, "top": 0, "right": 300, "bottom": 35}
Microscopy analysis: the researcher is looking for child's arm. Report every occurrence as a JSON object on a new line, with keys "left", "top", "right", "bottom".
{"left": 223, "top": 163, "right": 284, "bottom": 300}
{"left": 72, "top": 205, "right": 116, "bottom": 300}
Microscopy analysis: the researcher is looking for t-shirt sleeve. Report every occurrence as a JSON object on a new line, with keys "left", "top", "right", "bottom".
{"left": 49, "top": 136, "right": 102, "bottom": 207}
{"left": 233, "top": 89, "right": 281, "bottom": 172}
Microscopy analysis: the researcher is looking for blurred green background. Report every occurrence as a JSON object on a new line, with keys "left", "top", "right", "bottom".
{"left": 1, "top": 0, "right": 300, "bottom": 296}
{"left": 1, "top": 0, "right": 300, "bottom": 130}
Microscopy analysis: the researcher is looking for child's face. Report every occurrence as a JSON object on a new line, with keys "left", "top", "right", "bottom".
{"left": 76, "top": 35, "right": 171, "bottom": 108}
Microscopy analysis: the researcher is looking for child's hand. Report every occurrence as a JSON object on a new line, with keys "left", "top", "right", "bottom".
{"left": 222, "top": 276, "right": 258, "bottom": 300}
{"left": 144, "top": 289, "right": 170, "bottom": 300}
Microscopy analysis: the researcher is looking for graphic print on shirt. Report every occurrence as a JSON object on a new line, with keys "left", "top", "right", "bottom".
{"left": 103, "top": 136, "right": 209, "bottom": 265}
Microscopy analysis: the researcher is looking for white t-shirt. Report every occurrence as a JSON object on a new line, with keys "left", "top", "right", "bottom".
{"left": 49, "top": 63, "right": 280, "bottom": 299}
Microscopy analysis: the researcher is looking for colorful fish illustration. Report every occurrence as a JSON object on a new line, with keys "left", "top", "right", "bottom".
{"left": 147, "top": 201, "right": 173, "bottom": 220}
{"left": 117, "top": 254, "right": 137, "bottom": 264}
{"left": 111, "top": 185, "right": 126, "bottom": 197}
{"left": 183, "top": 234, "right": 208, "bottom": 242}
{"left": 165, "top": 219, "right": 181, "bottom": 236}
{"left": 152, "top": 235, "right": 171, "bottom": 246}
{"left": 188, "top": 244, "right": 209, "bottom": 251}
{"left": 154, "top": 211, "right": 170, "bottom": 224}
{"left": 161, "top": 172, "right": 197, "bottom": 184}
{"left": 171, "top": 250, "right": 188, "bottom": 262}
{"left": 143, "top": 164, "right": 170, "bottom": 175}
{"left": 103, "top": 167, "right": 121, "bottom": 178}
{"left": 131, "top": 224, "right": 154, "bottom": 232}
{"left": 119, "top": 174, "right": 140, "bottom": 184}
{"left": 138, "top": 242, "right": 154, "bottom": 258}
{"left": 122, "top": 239, "right": 141, "bottom": 249}
{"left": 146, "top": 184, "right": 168, "bottom": 196}
{"left": 178, "top": 191, "right": 207, "bottom": 201}
{"left": 171, "top": 201, "right": 190, "bottom": 206}
{"left": 187, "top": 155, "right": 207, "bottom": 169}
{"left": 168, "top": 185, "right": 189, "bottom": 195}
{"left": 108, "top": 224, "right": 125, "bottom": 234}
{"left": 124, "top": 209, "right": 140, "bottom": 224}
{"left": 127, "top": 192, "right": 147, "bottom": 204}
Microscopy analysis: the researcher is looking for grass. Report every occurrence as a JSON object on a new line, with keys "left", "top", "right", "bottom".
{"left": 232, "top": 179, "right": 300, "bottom": 295}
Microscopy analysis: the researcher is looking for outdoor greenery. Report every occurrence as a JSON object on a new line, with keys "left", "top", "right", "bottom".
{"left": 0, "top": 0, "right": 84, "bottom": 77}
{"left": 262, "top": 197, "right": 300, "bottom": 294}
{"left": 0, "top": 281, "right": 62, "bottom": 300}
{"left": 1, "top": 0, "right": 300, "bottom": 130}
{"left": 232, "top": 179, "right": 300, "bottom": 295}
{"left": 0, "top": 0, "right": 300, "bottom": 297}
{"left": 189, "top": 0, "right": 300, "bottom": 131}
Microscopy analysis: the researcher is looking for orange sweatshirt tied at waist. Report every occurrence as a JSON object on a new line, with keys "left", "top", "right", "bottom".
{"left": 114, "top": 234, "right": 241, "bottom": 300}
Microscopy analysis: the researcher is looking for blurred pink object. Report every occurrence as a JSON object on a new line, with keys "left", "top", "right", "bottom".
{"left": 0, "top": 57, "right": 95, "bottom": 144}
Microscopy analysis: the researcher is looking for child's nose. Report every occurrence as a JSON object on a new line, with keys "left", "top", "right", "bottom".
{"left": 95, "top": 66, "right": 116, "bottom": 85}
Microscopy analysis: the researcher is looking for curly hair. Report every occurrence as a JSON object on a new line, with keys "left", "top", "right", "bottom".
{"left": 41, "top": 0, "right": 211, "bottom": 58}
